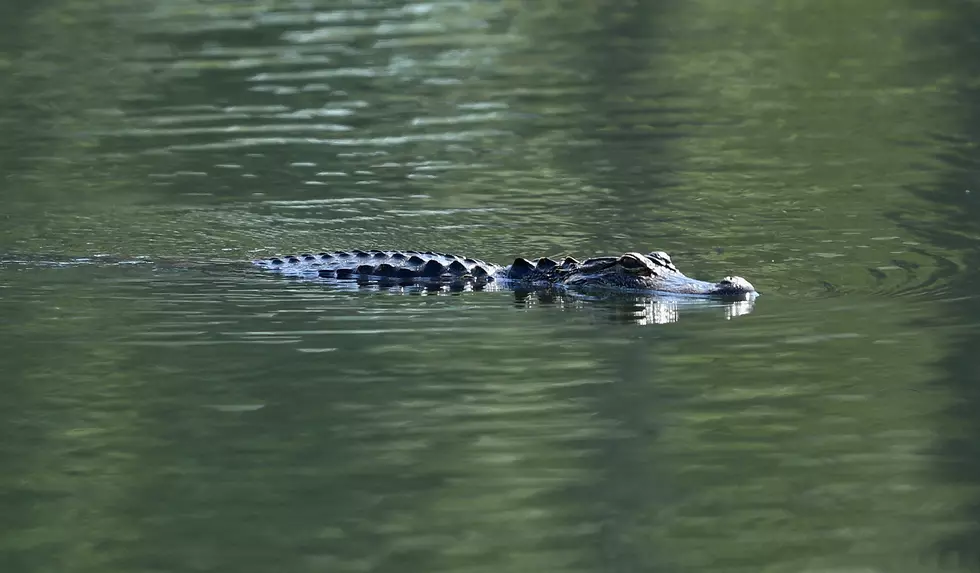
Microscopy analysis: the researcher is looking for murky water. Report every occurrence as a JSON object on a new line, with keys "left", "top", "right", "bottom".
{"left": 2, "top": 1, "right": 980, "bottom": 572}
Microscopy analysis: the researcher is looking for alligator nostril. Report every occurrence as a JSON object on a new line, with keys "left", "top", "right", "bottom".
{"left": 719, "top": 276, "right": 756, "bottom": 294}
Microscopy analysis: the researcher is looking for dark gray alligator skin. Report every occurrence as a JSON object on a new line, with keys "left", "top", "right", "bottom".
{"left": 253, "top": 250, "right": 503, "bottom": 283}
{"left": 252, "top": 249, "right": 757, "bottom": 298}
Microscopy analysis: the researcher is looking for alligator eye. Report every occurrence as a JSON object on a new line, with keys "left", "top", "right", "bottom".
{"left": 617, "top": 253, "right": 648, "bottom": 270}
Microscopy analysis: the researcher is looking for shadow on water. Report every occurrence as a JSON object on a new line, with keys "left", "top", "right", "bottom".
{"left": 516, "top": 0, "right": 684, "bottom": 242}
{"left": 901, "top": 2, "right": 980, "bottom": 567}
{"left": 508, "top": 2, "right": 697, "bottom": 570}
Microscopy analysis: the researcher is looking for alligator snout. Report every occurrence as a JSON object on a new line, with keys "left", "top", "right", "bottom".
{"left": 715, "top": 276, "right": 757, "bottom": 297}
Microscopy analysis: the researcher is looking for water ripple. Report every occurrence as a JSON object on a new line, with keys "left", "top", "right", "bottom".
{"left": 162, "top": 130, "right": 511, "bottom": 151}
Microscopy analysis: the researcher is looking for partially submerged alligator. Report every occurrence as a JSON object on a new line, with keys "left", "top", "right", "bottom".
{"left": 253, "top": 250, "right": 757, "bottom": 299}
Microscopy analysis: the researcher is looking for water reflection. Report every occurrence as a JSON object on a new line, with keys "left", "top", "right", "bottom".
{"left": 514, "top": 291, "right": 755, "bottom": 325}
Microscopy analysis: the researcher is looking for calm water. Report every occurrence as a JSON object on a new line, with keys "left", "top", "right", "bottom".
{"left": 2, "top": 1, "right": 980, "bottom": 572}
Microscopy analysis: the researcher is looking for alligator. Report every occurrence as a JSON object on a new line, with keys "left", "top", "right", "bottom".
{"left": 252, "top": 250, "right": 757, "bottom": 299}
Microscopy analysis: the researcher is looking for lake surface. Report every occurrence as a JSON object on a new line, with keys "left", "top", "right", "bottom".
{"left": 2, "top": 1, "right": 980, "bottom": 572}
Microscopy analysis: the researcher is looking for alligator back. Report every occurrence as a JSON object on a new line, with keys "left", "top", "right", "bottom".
{"left": 252, "top": 249, "right": 757, "bottom": 298}
{"left": 253, "top": 250, "right": 504, "bottom": 286}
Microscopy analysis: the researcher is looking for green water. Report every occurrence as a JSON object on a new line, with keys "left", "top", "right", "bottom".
{"left": 2, "top": 1, "right": 980, "bottom": 572}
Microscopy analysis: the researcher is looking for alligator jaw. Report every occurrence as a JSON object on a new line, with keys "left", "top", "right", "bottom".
{"left": 660, "top": 274, "right": 757, "bottom": 299}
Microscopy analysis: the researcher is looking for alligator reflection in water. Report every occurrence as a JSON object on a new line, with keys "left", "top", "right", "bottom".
{"left": 513, "top": 291, "right": 755, "bottom": 325}
{"left": 274, "top": 280, "right": 755, "bottom": 324}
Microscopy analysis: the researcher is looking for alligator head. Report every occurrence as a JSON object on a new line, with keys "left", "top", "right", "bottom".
{"left": 559, "top": 252, "right": 756, "bottom": 298}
